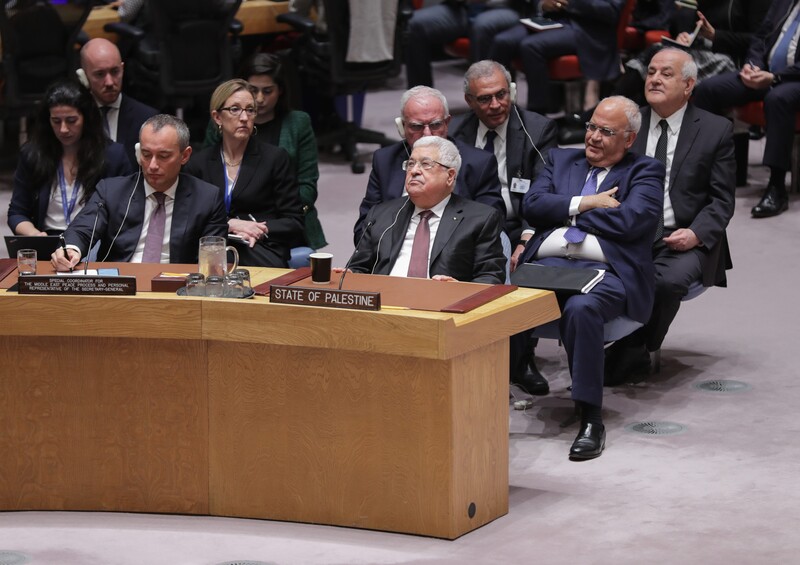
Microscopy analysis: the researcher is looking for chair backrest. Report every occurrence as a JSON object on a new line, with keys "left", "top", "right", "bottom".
{"left": 145, "top": 0, "right": 242, "bottom": 96}
{"left": 313, "top": 0, "right": 405, "bottom": 93}
{"left": 0, "top": 0, "right": 94, "bottom": 107}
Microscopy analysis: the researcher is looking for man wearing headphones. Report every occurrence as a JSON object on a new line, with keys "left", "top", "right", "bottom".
{"left": 451, "top": 60, "right": 558, "bottom": 395}
{"left": 51, "top": 115, "right": 228, "bottom": 268}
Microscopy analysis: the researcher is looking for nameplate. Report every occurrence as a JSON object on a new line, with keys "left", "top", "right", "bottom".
{"left": 18, "top": 275, "right": 137, "bottom": 296}
{"left": 269, "top": 284, "right": 380, "bottom": 311}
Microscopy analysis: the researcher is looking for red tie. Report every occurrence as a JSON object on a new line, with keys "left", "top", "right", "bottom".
{"left": 407, "top": 210, "right": 434, "bottom": 278}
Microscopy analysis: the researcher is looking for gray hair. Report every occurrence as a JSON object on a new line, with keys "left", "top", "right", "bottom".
{"left": 400, "top": 86, "right": 449, "bottom": 119}
{"left": 140, "top": 114, "right": 191, "bottom": 151}
{"left": 656, "top": 46, "right": 698, "bottom": 81}
{"left": 463, "top": 60, "right": 512, "bottom": 94}
{"left": 412, "top": 135, "right": 462, "bottom": 177}
{"left": 602, "top": 95, "right": 642, "bottom": 134}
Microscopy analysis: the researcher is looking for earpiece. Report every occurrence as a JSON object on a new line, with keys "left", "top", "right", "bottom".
{"left": 395, "top": 117, "right": 405, "bottom": 139}
{"left": 134, "top": 142, "right": 142, "bottom": 165}
{"left": 76, "top": 68, "right": 89, "bottom": 89}
{"left": 510, "top": 82, "right": 517, "bottom": 104}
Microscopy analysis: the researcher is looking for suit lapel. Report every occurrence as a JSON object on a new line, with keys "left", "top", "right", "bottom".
{"left": 169, "top": 176, "right": 191, "bottom": 260}
{"left": 631, "top": 107, "right": 650, "bottom": 155}
{"left": 387, "top": 200, "right": 414, "bottom": 271}
{"left": 430, "top": 197, "right": 463, "bottom": 264}
{"left": 506, "top": 109, "right": 525, "bottom": 185}
{"left": 232, "top": 140, "right": 258, "bottom": 201}
{"left": 570, "top": 159, "right": 591, "bottom": 196}
{"left": 670, "top": 105, "right": 699, "bottom": 192}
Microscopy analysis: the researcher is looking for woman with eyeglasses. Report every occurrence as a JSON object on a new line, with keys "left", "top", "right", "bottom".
{"left": 203, "top": 53, "right": 327, "bottom": 267}
{"left": 7, "top": 79, "right": 133, "bottom": 237}
{"left": 185, "top": 79, "right": 304, "bottom": 268}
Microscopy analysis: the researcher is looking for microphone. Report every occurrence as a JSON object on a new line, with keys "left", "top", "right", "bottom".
{"left": 84, "top": 201, "right": 105, "bottom": 275}
{"left": 339, "top": 219, "right": 374, "bottom": 290}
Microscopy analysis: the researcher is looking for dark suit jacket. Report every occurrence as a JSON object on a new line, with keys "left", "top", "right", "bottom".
{"left": 350, "top": 193, "right": 506, "bottom": 285}
{"left": 184, "top": 138, "right": 304, "bottom": 267}
{"left": 747, "top": 0, "right": 800, "bottom": 81}
{"left": 450, "top": 106, "right": 558, "bottom": 241}
{"left": 354, "top": 137, "right": 505, "bottom": 243}
{"left": 556, "top": 0, "right": 626, "bottom": 81}
{"left": 632, "top": 104, "right": 736, "bottom": 286}
{"left": 63, "top": 172, "right": 228, "bottom": 263}
{"left": 520, "top": 148, "right": 665, "bottom": 323}
{"left": 116, "top": 94, "right": 159, "bottom": 167}
{"left": 8, "top": 142, "right": 133, "bottom": 233}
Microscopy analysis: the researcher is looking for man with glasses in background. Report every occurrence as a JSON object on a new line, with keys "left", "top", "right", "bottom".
{"left": 354, "top": 86, "right": 504, "bottom": 243}
{"left": 512, "top": 96, "right": 664, "bottom": 460}
{"left": 349, "top": 136, "right": 506, "bottom": 284}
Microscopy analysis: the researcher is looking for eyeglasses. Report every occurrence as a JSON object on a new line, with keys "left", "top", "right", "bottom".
{"left": 402, "top": 158, "right": 451, "bottom": 171}
{"left": 585, "top": 122, "right": 631, "bottom": 138}
{"left": 220, "top": 106, "right": 257, "bottom": 117}
{"left": 404, "top": 120, "right": 447, "bottom": 133}
{"left": 467, "top": 89, "right": 508, "bottom": 106}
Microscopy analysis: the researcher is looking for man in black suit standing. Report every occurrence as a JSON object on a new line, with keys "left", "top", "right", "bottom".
{"left": 79, "top": 38, "right": 159, "bottom": 167}
{"left": 51, "top": 115, "right": 228, "bottom": 268}
{"left": 349, "top": 136, "right": 506, "bottom": 285}
{"left": 451, "top": 59, "right": 558, "bottom": 394}
{"left": 606, "top": 47, "right": 736, "bottom": 382}
{"left": 354, "top": 85, "right": 504, "bottom": 243}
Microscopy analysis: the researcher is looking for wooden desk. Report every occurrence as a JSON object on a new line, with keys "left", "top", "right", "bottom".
{"left": 0, "top": 270, "right": 559, "bottom": 539}
{"left": 83, "top": 0, "right": 291, "bottom": 42}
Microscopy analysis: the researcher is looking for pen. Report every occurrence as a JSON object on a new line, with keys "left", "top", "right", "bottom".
{"left": 59, "top": 234, "right": 73, "bottom": 272}
{"left": 248, "top": 214, "right": 268, "bottom": 239}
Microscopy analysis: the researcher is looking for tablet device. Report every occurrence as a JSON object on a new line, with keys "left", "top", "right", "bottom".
{"left": 4, "top": 235, "right": 62, "bottom": 260}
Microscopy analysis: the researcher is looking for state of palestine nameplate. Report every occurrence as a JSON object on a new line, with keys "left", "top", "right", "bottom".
{"left": 269, "top": 285, "right": 380, "bottom": 311}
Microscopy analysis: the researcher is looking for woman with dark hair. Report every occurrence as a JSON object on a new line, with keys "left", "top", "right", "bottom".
{"left": 204, "top": 53, "right": 327, "bottom": 266}
{"left": 7, "top": 78, "right": 133, "bottom": 235}
{"left": 187, "top": 79, "right": 304, "bottom": 268}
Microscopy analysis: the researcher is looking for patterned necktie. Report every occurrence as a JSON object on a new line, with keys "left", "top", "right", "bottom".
{"left": 142, "top": 192, "right": 167, "bottom": 263}
{"left": 564, "top": 167, "right": 600, "bottom": 244}
{"left": 653, "top": 119, "right": 668, "bottom": 242}
{"left": 100, "top": 106, "right": 111, "bottom": 137}
{"left": 483, "top": 130, "right": 497, "bottom": 155}
{"left": 770, "top": 9, "right": 800, "bottom": 73}
{"left": 407, "top": 210, "right": 434, "bottom": 278}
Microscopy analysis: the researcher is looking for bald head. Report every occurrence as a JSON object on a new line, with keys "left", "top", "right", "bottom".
{"left": 80, "top": 38, "right": 124, "bottom": 105}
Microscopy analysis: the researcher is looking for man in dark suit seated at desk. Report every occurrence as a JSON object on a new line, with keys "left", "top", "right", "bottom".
{"left": 348, "top": 136, "right": 506, "bottom": 285}
{"left": 514, "top": 96, "right": 665, "bottom": 460}
{"left": 605, "top": 48, "right": 736, "bottom": 383}
{"left": 354, "top": 85, "right": 505, "bottom": 244}
{"left": 51, "top": 114, "right": 228, "bottom": 269}
{"left": 79, "top": 38, "right": 159, "bottom": 168}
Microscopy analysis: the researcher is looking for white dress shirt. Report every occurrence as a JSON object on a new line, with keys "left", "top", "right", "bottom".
{"left": 645, "top": 104, "right": 687, "bottom": 229}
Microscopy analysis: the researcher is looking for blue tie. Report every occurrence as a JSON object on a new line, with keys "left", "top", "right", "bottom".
{"left": 564, "top": 167, "right": 600, "bottom": 244}
{"left": 770, "top": 10, "right": 800, "bottom": 73}
{"left": 483, "top": 130, "right": 497, "bottom": 155}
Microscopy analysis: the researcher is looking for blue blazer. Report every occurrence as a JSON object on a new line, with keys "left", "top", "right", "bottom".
{"left": 354, "top": 137, "right": 505, "bottom": 243}
{"left": 520, "top": 148, "right": 665, "bottom": 323}
{"left": 8, "top": 141, "right": 133, "bottom": 233}
{"left": 63, "top": 172, "right": 228, "bottom": 263}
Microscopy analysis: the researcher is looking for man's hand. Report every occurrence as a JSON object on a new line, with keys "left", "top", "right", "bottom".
{"left": 662, "top": 228, "right": 700, "bottom": 252}
{"left": 228, "top": 218, "right": 268, "bottom": 248}
{"left": 431, "top": 274, "right": 457, "bottom": 282}
{"left": 51, "top": 247, "right": 81, "bottom": 271}
{"left": 739, "top": 63, "right": 774, "bottom": 90}
{"left": 579, "top": 187, "right": 620, "bottom": 213}
{"left": 696, "top": 11, "right": 715, "bottom": 41}
{"left": 510, "top": 243, "right": 527, "bottom": 272}
{"left": 541, "top": 0, "right": 568, "bottom": 13}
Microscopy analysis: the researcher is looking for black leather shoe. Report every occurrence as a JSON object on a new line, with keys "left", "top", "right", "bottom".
{"left": 605, "top": 342, "right": 650, "bottom": 386}
{"left": 752, "top": 185, "right": 788, "bottom": 218}
{"left": 512, "top": 361, "right": 550, "bottom": 396}
{"left": 569, "top": 422, "right": 606, "bottom": 460}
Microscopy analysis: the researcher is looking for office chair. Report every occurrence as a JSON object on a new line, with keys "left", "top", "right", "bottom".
{"left": 104, "top": 0, "right": 243, "bottom": 119}
{"left": 0, "top": 0, "right": 95, "bottom": 144}
{"left": 278, "top": 0, "right": 411, "bottom": 174}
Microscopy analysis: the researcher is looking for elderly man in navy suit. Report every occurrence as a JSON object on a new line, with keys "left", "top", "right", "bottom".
{"left": 354, "top": 86, "right": 504, "bottom": 244}
{"left": 514, "top": 96, "right": 665, "bottom": 460}
{"left": 349, "top": 136, "right": 506, "bottom": 285}
{"left": 606, "top": 48, "right": 736, "bottom": 383}
{"left": 79, "top": 38, "right": 159, "bottom": 168}
{"left": 52, "top": 115, "right": 228, "bottom": 269}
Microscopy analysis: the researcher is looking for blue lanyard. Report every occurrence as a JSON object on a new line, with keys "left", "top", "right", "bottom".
{"left": 220, "top": 149, "right": 240, "bottom": 213}
{"left": 57, "top": 162, "right": 81, "bottom": 225}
